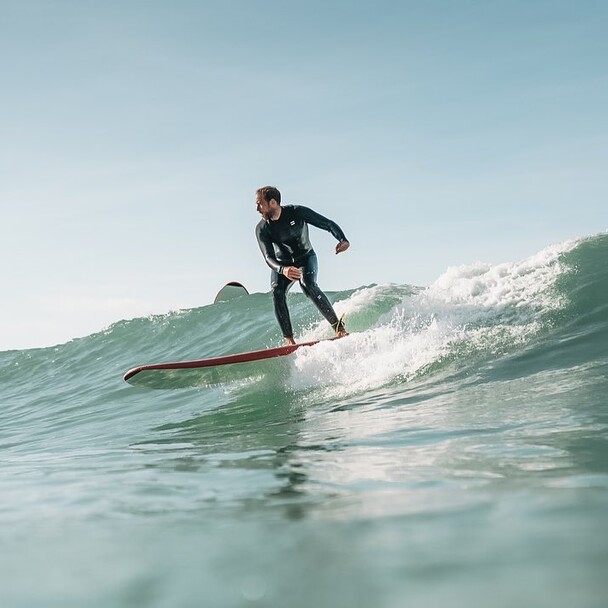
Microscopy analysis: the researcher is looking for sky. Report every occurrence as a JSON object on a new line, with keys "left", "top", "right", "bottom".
{"left": 1, "top": 0, "right": 606, "bottom": 350}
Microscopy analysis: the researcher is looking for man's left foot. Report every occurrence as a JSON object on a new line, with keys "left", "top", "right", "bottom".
{"left": 333, "top": 316, "right": 348, "bottom": 338}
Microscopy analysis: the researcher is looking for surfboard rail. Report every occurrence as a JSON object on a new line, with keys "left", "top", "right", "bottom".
{"left": 123, "top": 337, "right": 339, "bottom": 386}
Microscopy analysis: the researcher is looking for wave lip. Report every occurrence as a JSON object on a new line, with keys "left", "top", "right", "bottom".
{"left": 289, "top": 235, "right": 597, "bottom": 397}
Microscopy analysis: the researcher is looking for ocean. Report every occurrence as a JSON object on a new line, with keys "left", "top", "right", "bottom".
{"left": 1, "top": 233, "right": 606, "bottom": 608}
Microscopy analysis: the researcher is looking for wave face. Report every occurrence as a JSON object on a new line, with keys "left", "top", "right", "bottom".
{"left": 1, "top": 233, "right": 607, "bottom": 608}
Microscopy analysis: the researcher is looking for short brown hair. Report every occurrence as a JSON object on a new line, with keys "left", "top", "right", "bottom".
{"left": 256, "top": 186, "right": 281, "bottom": 204}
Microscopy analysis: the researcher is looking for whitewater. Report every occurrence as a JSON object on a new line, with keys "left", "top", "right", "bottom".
{"left": 1, "top": 233, "right": 607, "bottom": 608}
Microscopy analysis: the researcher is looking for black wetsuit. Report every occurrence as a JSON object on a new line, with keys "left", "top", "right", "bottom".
{"left": 255, "top": 205, "right": 347, "bottom": 338}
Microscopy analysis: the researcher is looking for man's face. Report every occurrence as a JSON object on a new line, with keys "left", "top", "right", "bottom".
{"left": 255, "top": 194, "right": 274, "bottom": 220}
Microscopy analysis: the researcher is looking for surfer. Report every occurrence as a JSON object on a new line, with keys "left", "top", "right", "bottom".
{"left": 255, "top": 186, "right": 350, "bottom": 345}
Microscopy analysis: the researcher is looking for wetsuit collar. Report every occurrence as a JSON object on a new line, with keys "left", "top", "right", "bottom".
{"left": 268, "top": 205, "right": 282, "bottom": 222}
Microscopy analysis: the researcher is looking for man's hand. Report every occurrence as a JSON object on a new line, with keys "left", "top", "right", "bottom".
{"left": 335, "top": 240, "right": 350, "bottom": 254}
{"left": 282, "top": 266, "right": 302, "bottom": 281}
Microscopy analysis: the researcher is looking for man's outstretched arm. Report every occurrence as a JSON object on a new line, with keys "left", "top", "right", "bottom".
{"left": 297, "top": 206, "right": 349, "bottom": 244}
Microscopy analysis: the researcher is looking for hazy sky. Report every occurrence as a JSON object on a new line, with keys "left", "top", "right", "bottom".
{"left": 1, "top": 0, "right": 606, "bottom": 350}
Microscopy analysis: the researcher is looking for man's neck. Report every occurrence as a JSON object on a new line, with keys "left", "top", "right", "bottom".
{"left": 269, "top": 206, "right": 282, "bottom": 221}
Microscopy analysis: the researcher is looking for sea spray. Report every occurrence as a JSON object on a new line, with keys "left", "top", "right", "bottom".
{"left": 290, "top": 237, "right": 580, "bottom": 397}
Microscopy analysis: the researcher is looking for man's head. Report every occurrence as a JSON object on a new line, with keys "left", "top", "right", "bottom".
{"left": 256, "top": 186, "right": 281, "bottom": 205}
{"left": 255, "top": 186, "right": 281, "bottom": 220}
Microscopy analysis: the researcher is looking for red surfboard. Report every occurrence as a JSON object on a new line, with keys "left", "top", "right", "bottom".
{"left": 123, "top": 337, "right": 339, "bottom": 389}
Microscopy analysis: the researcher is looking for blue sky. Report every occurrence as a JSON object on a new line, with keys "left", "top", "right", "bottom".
{"left": 1, "top": 0, "right": 606, "bottom": 350}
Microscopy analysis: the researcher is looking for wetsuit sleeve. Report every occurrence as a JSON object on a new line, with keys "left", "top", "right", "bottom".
{"left": 296, "top": 206, "right": 348, "bottom": 242}
{"left": 255, "top": 223, "right": 282, "bottom": 273}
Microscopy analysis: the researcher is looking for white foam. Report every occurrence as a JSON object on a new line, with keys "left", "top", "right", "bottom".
{"left": 288, "top": 238, "right": 579, "bottom": 398}
{"left": 297, "top": 283, "right": 402, "bottom": 343}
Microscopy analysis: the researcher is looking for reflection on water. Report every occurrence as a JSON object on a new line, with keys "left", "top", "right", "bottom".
{"left": 124, "top": 358, "right": 608, "bottom": 528}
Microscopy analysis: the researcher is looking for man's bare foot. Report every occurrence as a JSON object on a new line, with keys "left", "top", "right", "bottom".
{"left": 285, "top": 337, "right": 297, "bottom": 345}
{"left": 333, "top": 315, "right": 348, "bottom": 338}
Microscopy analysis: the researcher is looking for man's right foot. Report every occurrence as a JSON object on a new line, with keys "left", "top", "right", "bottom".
{"left": 285, "top": 337, "right": 297, "bottom": 345}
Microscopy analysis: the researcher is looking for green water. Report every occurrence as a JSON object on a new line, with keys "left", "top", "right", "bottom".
{"left": 1, "top": 234, "right": 607, "bottom": 607}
